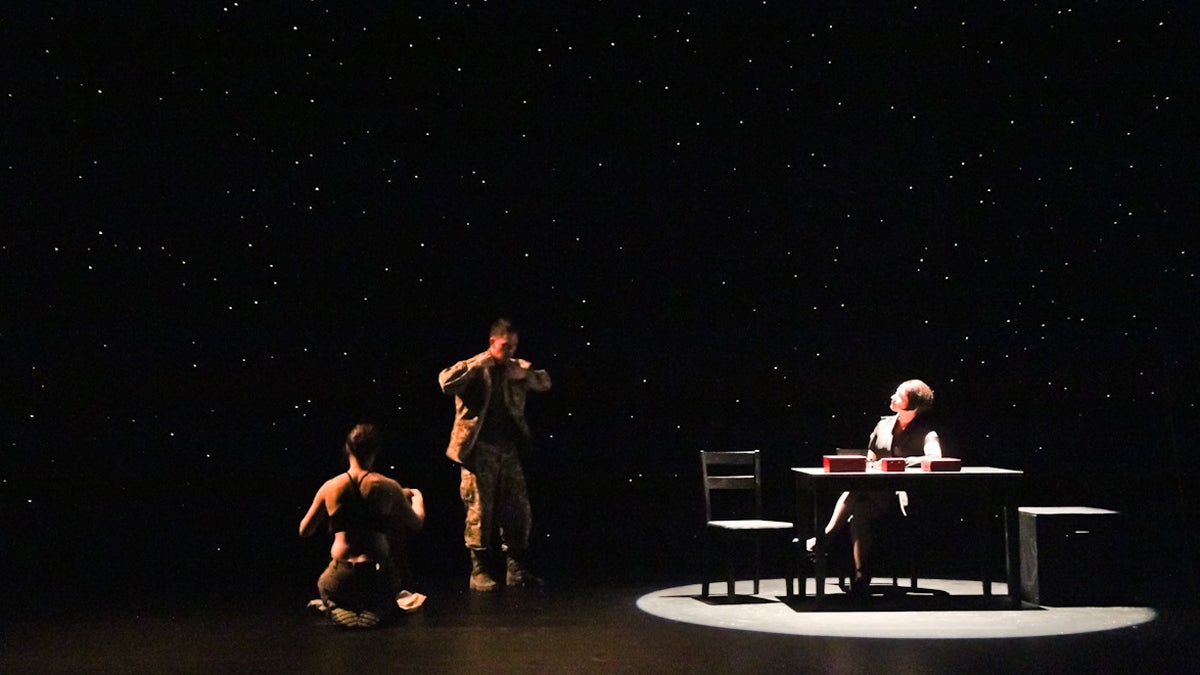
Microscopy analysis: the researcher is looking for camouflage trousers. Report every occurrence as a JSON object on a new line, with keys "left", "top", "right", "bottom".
{"left": 318, "top": 559, "right": 403, "bottom": 617}
{"left": 460, "top": 440, "right": 532, "bottom": 553}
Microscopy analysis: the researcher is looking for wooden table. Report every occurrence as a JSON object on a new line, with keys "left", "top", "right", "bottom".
{"left": 792, "top": 466, "right": 1024, "bottom": 608}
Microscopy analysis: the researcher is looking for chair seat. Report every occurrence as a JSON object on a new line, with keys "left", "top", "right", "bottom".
{"left": 708, "top": 519, "right": 793, "bottom": 531}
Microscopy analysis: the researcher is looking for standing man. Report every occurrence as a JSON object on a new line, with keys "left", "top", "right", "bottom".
{"left": 438, "top": 318, "right": 552, "bottom": 591}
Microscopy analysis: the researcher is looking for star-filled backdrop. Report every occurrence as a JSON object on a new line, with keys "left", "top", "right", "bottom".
{"left": 3, "top": 2, "right": 1196, "bottom": 601}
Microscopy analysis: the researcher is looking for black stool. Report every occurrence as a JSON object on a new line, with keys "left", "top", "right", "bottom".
{"left": 1019, "top": 506, "right": 1124, "bottom": 606}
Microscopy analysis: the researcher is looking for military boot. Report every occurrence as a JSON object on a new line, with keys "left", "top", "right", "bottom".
{"left": 505, "top": 552, "right": 543, "bottom": 588}
{"left": 469, "top": 549, "right": 498, "bottom": 592}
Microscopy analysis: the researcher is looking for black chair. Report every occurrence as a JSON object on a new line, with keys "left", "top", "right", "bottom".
{"left": 700, "top": 450, "right": 796, "bottom": 599}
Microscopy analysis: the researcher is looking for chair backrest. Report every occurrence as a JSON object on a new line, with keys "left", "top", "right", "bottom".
{"left": 700, "top": 450, "right": 763, "bottom": 522}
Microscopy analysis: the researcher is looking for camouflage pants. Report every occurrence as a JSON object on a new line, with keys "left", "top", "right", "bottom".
{"left": 318, "top": 559, "right": 402, "bottom": 616}
{"left": 460, "top": 440, "right": 531, "bottom": 553}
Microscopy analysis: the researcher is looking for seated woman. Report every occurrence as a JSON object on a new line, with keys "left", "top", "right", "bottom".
{"left": 808, "top": 379, "right": 941, "bottom": 597}
{"left": 300, "top": 423, "right": 426, "bottom": 628}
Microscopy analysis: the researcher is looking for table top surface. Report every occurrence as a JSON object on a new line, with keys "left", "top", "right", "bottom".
{"left": 791, "top": 465, "right": 1023, "bottom": 477}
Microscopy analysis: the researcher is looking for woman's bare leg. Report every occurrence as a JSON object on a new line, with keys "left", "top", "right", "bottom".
{"left": 806, "top": 491, "right": 852, "bottom": 551}
{"left": 850, "top": 512, "right": 874, "bottom": 579}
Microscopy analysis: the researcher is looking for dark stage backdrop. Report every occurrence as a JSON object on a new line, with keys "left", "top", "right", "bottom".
{"left": 2, "top": 3, "right": 1196, "bottom": 607}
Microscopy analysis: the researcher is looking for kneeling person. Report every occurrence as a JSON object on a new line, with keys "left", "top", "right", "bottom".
{"left": 300, "top": 424, "right": 425, "bottom": 627}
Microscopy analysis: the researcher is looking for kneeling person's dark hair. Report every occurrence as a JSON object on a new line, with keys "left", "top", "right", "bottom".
{"left": 344, "top": 423, "right": 382, "bottom": 459}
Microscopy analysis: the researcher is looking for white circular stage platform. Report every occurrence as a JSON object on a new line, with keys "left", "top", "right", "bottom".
{"left": 636, "top": 578, "right": 1156, "bottom": 639}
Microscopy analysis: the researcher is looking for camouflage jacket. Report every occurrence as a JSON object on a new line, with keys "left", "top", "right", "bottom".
{"left": 438, "top": 351, "right": 552, "bottom": 467}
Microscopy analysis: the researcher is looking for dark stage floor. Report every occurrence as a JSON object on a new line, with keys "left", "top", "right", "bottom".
{"left": 4, "top": 573, "right": 1198, "bottom": 675}
{"left": 5, "top": 471, "right": 1197, "bottom": 673}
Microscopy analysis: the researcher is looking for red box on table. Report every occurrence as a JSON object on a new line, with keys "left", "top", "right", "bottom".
{"left": 879, "top": 458, "right": 906, "bottom": 472}
{"left": 921, "top": 457, "right": 962, "bottom": 472}
{"left": 823, "top": 455, "right": 867, "bottom": 472}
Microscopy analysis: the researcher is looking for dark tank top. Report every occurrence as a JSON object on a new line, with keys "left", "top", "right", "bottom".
{"left": 327, "top": 472, "right": 391, "bottom": 534}
{"left": 478, "top": 366, "right": 519, "bottom": 444}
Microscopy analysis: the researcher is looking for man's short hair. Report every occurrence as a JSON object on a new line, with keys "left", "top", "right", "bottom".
{"left": 490, "top": 317, "right": 517, "bottom": 337}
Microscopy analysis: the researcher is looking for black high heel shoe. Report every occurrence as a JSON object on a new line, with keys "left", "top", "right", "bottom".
{"left": 848, "top": 571, "right": 871, "bottom": 600}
